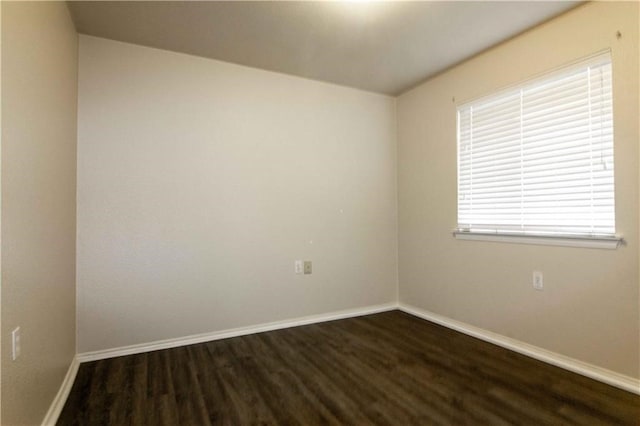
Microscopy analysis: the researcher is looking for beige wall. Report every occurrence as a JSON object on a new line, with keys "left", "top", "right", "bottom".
{"left": 397, "top": 1, "right": 639, "bottom": 378}
{"left": 76, "top": 36, "right": 398, "bottom": 353}
{"left": 1, "top": 2, "right": 78, "bottom": 425}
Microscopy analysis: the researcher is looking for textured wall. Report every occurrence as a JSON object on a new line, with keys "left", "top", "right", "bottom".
{"left": 1, "top": 2, "right": 78, "bottom": 424}
{"left": 398, "top": 2, "right": 639, "bottom": 378}
{"left": 76, "top": 36, "right": 398, "bottom": 353}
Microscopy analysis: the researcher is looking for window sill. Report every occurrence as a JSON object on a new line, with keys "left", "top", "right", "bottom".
{"left": 453, "top": 230, "right": 623, "bottom": 249}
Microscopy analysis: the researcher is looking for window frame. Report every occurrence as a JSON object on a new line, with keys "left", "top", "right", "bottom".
{"left": 453, "top": 51, "right": 623, "bottom": 249}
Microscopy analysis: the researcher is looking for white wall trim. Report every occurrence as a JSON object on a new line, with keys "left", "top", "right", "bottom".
{"left": 77, "top": 303, "right": 398, "bottom": 363}
{"left": 399, "top": 303, "right": 640, "bottom": 395}
{"left": 41, "top": 356, "right": 80, "bottom": 426}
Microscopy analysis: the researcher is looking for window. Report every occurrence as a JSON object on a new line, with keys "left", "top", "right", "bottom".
{"left": 456, "top": 51, "right": 621, "bottom": 248}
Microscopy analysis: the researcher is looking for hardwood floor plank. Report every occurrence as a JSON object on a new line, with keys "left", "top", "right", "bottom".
{"left": 298, "top": 323, "right": 452, "bottom": 423}
{"left": 240, "top": 333, "right": 340, "bottom": 424}
{"left": 260, "top": 330, "right": 374, "bottom": 424}
{"left": 58, "top": 311, "right": 640, "bottom": 425}
{"left": 282, "top": 326, "right": 414, "bottom": 424}
{"left": 211, "top": 338, "right": 280, "bottom": 424}
{"left": 169, "top": 346, "right": 212, "bottom": 426}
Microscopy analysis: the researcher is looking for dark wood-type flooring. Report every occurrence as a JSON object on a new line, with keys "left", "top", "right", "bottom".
{"left": 58, "top": 310, "right": 639, "bottom": 425}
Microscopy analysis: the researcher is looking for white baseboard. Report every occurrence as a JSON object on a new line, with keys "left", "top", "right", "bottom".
{"left": 77, "top": 302, "right": 398, "bottom": 363}
{"left": 71, "top": 301, "right": 638, "bottom": 403}
{"left": 399, "top": 303, "right": 640, "bottom": 395}
{"left": 41, "top": 356, "right": 80, "bottom": 426}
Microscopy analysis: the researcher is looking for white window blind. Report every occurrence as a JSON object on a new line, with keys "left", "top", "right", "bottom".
{"left": 457, "top": 52, "right": 615, "bottom": 240}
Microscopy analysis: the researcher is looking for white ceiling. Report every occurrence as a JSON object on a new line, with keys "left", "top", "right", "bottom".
{"left": 67, "top": 1, "right": 581, "bottom": 95}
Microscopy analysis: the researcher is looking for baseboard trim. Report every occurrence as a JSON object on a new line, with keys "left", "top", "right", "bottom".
{"left": 399, "top": 303, "right": 640, "bottom": 395}
{"left": 41, "top": 356, "right": 80, "bottom": 426}
{"left": 77, "top": 302, "right": 398, "bottom": 363}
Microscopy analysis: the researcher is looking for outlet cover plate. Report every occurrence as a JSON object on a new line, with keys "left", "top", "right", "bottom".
{"left": 533, "top": 271, "right": 543, "bottom": 290}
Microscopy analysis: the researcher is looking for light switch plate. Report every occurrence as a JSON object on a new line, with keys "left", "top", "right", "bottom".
{"left": 12, "top": 327, "right": 21, "bottom": 360}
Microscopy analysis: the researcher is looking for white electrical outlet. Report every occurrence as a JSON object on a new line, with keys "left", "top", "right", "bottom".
{"left": 533, "top": 271, "right": 543, "bottom": 290}
{"left": 294, "top": 260, "right": 303, "bottom": 275}
{"left": 12, "top": 327, "right": 21, "bottom": 360}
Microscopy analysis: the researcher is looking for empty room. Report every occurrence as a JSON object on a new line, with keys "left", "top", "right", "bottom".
{"left": 1, "top": 1, "right": 639, "bottom": 424}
